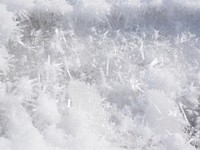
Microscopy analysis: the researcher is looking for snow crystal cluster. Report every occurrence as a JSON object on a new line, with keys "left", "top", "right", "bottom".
{"left": 0, "top": 0, "right": 199, "bottom": 150}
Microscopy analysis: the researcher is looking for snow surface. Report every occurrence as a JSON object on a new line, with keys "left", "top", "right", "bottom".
{"left": 0, "top": 0, "right": 200, "bottom": 150}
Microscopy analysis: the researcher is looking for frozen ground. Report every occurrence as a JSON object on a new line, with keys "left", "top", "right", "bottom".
{"left": 0, "top": 0, "right": 200, "bottom": 150}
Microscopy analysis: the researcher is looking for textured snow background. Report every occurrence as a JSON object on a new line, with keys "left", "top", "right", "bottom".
{"left": 0, "top": 0, "right": 199, "bottom": 150}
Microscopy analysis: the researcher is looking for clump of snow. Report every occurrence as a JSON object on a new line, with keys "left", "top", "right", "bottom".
{"left": 34, "top": 0, "right": 73, "bottom": 15}
{"left": 0, "top": 0, "right": 35, "bottom": 11}
{"left": 0, "top": 4, "right": 17, "bottom": 45}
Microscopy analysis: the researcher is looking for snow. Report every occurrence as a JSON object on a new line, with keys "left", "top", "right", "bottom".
{"left": 0, "top": 0, "right": 199, "bottom": 150}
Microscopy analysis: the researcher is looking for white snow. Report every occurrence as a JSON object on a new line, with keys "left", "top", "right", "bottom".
{"left": 0, "top": 0, "right": 199, "bottom": 150}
